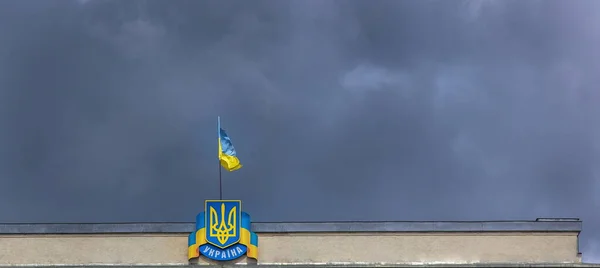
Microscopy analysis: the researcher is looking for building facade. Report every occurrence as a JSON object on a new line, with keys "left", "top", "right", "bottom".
{"left": 0, "top": 217, "right": 596, "bottom": 267}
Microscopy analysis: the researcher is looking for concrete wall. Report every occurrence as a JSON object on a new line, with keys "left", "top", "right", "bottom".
{"left": 0, "top": 232, "right": 581, "bottom": 265}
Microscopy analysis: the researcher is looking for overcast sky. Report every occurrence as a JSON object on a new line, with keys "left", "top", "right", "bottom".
{"left": 0, "top": 0, "right": 598, "bottom": 262}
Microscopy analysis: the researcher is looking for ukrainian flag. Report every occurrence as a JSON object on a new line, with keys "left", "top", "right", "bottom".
{"left": 218, "top": 119, "right": 242, "bottom": 172}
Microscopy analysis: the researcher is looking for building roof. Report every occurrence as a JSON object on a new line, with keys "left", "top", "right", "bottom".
{"left": 2, "top": 265, "right": 599, "bottom": 268}
{"left": 0, "top": 218, "right": 582, "bottom": 234}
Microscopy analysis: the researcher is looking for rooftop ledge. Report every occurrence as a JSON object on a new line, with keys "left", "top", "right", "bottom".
{"left": 0, "top": 218, "right": 582, "bottom": 234}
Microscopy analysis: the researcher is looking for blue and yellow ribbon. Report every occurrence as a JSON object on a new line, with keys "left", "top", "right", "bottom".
{"left": 188, "top": 212, "right": 258, "bottom": 259}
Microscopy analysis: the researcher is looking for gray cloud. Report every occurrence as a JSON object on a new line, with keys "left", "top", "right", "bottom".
{"left": 0, "top": 0, "right": 598, "bottom": 262}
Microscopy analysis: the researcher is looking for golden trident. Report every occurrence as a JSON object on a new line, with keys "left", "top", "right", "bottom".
{"left": 209, "top": 203, "right": 237, "bottom": 245}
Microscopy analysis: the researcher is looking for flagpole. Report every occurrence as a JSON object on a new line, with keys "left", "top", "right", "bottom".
{"left": 219, "top": 163, "right": 223, "bottom": 200}
{"left": 218, "top": 116, "right": 223, "bottom": 200}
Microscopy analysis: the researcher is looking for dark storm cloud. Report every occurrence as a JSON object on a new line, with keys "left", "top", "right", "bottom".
{"left": 0, "top": 0, "right": 598, "bottom": 262}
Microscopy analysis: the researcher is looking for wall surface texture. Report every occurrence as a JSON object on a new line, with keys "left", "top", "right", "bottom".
{"left": 0, "top": 232, "right": 581, "bottom": 265}
{"left": 0, "top": 220, "right": 584, "bottom": 266}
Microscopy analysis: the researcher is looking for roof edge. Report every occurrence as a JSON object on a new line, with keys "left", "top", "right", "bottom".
{"left": 0, "top": 220, "right": 582, "bottom": 234}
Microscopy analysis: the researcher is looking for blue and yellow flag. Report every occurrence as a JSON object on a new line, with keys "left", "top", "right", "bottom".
{"left": 218, "top": 119, "right": 242, "bottom": 172}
